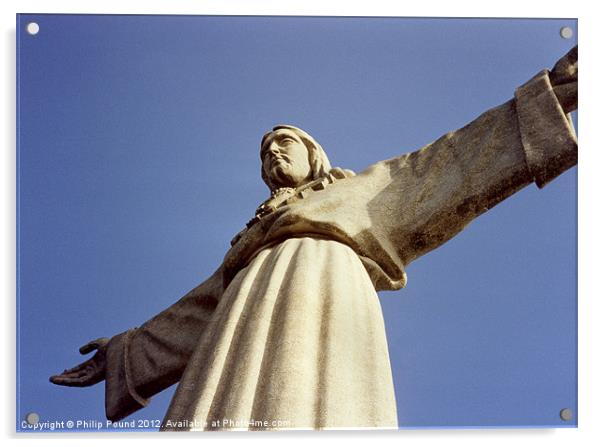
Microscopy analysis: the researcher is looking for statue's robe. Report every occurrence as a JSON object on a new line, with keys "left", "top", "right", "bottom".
{"left": 102, "top": 70, "right": 577, "bottom": 430}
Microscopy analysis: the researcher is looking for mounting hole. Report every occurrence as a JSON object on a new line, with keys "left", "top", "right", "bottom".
{"left": 560, "top": 26, "right": 573, "bottom": 39}
{"left": 26, "top": 22, "right": 40, "bottom": 35}
{"left": 25, "top": 412, "right": 40, "bottom": 426}
{"left": 559, "top": 408, "right": 573, "bottom": 421}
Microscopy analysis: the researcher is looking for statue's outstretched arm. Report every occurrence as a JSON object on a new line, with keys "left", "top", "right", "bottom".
{"left": 405, "top": 45, "right": 577, "bottom": 263}
{"left": 50, "top": 263, "right": 225, "bottom": 422}
{"left": 354, "top": 46, "right": 577, "bottom": 272}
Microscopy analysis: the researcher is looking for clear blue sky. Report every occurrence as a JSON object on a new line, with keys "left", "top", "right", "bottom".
{"left": 17, "top": 14, "right": 577, "bottom": 431}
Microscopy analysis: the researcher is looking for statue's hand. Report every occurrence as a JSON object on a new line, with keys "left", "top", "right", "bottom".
{"left": 550, "top": 45, "right": 577, "bottom": 86}
{"left": 49, "top": 338, "right": 109, "bottom": 387}
{"left": 550, "top": 45, "right": 577, "bottom": 113}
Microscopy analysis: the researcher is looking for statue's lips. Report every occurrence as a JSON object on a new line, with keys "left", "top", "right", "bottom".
{"left": 268, "top": 157, "right": 289, "bottom": 169}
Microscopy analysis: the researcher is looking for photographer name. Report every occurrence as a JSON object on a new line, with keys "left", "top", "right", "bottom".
{"left": 21, "top": 418, "right": 163, "bottom": 431}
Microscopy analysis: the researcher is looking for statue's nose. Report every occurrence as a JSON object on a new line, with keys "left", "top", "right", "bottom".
{"left": 267, "top": 144, "right": 280, "bottom": 156}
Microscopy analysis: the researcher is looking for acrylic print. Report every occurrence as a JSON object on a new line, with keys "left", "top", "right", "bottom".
{"left": 16, "top": 14, "right": 577, "bottom": 431}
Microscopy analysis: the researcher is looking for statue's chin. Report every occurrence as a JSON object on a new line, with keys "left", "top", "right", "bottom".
{"left": 269, "top": 166, "right": 296, "bottom": 189}
{"left": 268, "top": 163, "right": 312, "bottom": 190}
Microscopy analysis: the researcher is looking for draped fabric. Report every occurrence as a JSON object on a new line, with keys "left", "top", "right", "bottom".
{"left": 162, "top": 237, "right": 397, "bottom": 430}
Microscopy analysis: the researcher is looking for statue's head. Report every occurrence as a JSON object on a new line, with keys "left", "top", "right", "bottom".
{"left": 260, "top": 125, "right": 332, "bottom": 191}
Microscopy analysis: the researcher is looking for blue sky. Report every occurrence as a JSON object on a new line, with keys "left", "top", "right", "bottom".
{"left": 17, "top": 14, "right": 577, "bottom": 431}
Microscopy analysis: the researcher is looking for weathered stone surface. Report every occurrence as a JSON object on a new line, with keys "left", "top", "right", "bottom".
{"left": 51, "top": 46, "right": 578, "bottom": 431}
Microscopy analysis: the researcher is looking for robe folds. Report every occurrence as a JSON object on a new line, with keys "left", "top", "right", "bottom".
{"left": 103, "top": 70, "right": 577, "bottom": 430}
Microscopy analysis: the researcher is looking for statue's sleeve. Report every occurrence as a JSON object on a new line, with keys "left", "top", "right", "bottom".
{"left": 358, "top": 69, "right": 577, "bottom": 273}
{"left": 103, "top": 264, "right": 224, "bottom": 421}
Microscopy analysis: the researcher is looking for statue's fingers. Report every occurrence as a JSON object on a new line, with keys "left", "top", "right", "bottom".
{"left": 61, "top": 364, "right": 85, "bottom": 375}
{"left": 49, "top": 375, "right": 70, "bottom": 385}
{"left": 50, "top": 371, "right": 88, "bottom": 384}
{"left": 60, "top": 358, "right": 94, "bottom": 374}
{"left": 58, "top": 367, "right": 92, "bottom": 379}
{"left": 551, "top": 46, "right": 578, "bottom": 86}
{"left": 79, "top": 344, "right": 95, "bottom": 355}
{"left": 50, "top": 374, "right": 95, "bottom": 387}
{"left": 78, "top": 337, "right": 109, "bottom": 355}
{"left": 50, "top": 364, "right": 99, "bottom": 384}
{"left": 565, "top": 45, "right": 578, "bottom": 65}
{"left": 50, "top": 373, "right": 86, "bottom": 385}
{"left": 557, "top": 45, "right": 577, "bottom": 69}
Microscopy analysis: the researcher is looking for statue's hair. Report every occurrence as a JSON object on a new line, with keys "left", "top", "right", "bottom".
{"left": 260, "top": 124, "right": 332, "bottom": 191}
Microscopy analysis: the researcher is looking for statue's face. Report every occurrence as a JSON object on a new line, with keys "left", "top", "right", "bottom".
{"left": 261, "top": 129, "right": 312, "bottom": 189}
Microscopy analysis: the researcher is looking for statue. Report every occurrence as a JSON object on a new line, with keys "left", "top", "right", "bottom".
{"left": 50, "top": 46, "right": 578, "bottom": 431}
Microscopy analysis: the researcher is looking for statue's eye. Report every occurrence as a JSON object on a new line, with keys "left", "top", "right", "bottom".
{"left": 281, "top": 137, "right": 295, "bottom": 144}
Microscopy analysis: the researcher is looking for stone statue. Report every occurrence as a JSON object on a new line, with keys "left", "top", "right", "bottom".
{"left": 50, "top": 46, "right": 578, "bottom": 431}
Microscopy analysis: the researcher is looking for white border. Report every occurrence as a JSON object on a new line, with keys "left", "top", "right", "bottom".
{"left": 3, "top": 1, "right": 600, "bottom": 446}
